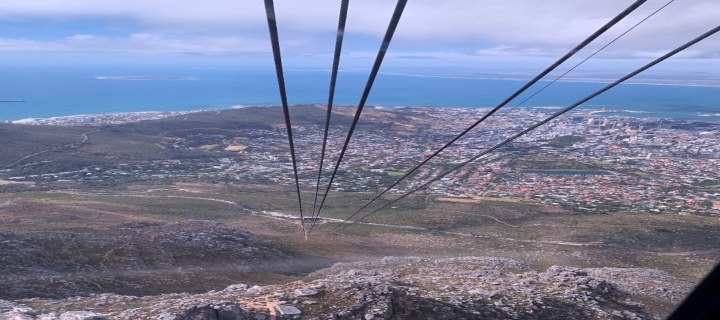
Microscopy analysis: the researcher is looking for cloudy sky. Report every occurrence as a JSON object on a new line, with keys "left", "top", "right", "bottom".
{"left": 0, "top": 0, "right": 718, "bottom": 71}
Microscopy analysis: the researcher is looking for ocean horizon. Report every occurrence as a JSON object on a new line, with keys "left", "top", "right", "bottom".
{"left": 1, "top": 65, "right": 719, "bottom": 122}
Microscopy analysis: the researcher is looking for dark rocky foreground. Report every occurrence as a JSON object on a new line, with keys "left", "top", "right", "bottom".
{"left": 1, "top": 256, "right": 694, "bottom": 320}
{"left": 0, "top": 220, "right": 292, "bottom": 300}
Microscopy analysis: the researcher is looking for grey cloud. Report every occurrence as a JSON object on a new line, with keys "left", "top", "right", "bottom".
{"left": 0, "top": 0, "right": 718, "bottom": 60}
{"left": 0, "top": 33, "right": 270, "bottom": 53}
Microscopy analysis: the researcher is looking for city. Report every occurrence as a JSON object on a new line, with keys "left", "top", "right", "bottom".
{"left": 4, "top": 106, "right": 718, "bottom": 216}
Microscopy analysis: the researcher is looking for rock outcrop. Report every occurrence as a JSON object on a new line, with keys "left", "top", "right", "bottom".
{"left": 0, "top": 220, "right": 291, "bottom": 299}
{"left": 3, "top": 256, "right": 693, "bottom": 319}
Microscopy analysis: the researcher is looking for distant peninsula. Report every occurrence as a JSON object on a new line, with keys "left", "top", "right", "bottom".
{"left": 95, "top": 76, "right": 198, "bottom": 80}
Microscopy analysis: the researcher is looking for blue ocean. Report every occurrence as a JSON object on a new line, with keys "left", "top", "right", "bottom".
{"left": 0, "top": 65, "right": 718, "bottom": 122}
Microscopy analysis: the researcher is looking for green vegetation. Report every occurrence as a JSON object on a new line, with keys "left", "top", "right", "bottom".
{"left": 0, "top": 106, "right": 357, "bottom": 179}
{"left": 0, "top": 124, "right": 90, "bottom": 166}
{"left": 108, "top": 105, "right": 354, "bottom": 136}
{"left": 1, "top": 182, "right": 718, "bottom": 292}
{"left": 544, "top": 135, "right": 586, "bottom": 148}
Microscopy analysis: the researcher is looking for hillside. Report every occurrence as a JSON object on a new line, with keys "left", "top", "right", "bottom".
{"left": 0, "top": 106, "right": 717, "bottom": 319}
{"left": 2, "top": 256, "right": 693, "bottom": 319}
{"left": 0, "top": 106, "right": 363, "bottom": 177}
{"left": 0, "top": 220, "right": 293, "bottom": 300}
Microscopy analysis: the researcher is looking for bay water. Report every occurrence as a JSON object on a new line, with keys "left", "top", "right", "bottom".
{"left": 1, "top": 65, "right": 718, "bottom": 122}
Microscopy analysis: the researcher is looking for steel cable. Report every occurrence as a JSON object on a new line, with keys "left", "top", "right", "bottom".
{"left": 263, "top": 0, "right": 307, "bottom": 236}
{"left": 495, "top": 0, "right": 675, "bottom": 120}
{"left": 313, "top": 0, "right": 408, "bottom": 220}
{"left": 333, "top": 0, "right": 647, "bottom": 227}
{"left": 336, "top": 24, "right": 720, "bottom": 230}
{"left": 309, "top": 0, "right": 351, "bottom": 232}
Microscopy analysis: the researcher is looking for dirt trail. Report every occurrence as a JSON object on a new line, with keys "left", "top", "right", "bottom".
{"left": 46, "top": 191, "right": 720, "bottom": 257}
{"left": 4, "top": 129, "right": 99, "bottom": 169}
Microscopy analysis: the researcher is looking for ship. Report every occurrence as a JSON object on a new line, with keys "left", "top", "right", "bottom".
{"left": 0, "top": 100, "right": 25, "bottom": 102}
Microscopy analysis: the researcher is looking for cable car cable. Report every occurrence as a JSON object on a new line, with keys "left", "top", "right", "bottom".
{"left": 333, "top": 0, "right": 647, "bottom": 227}
{"left": 335, "top": 24, "right": 720, "bottom": 230}
{"left": 313, "top": 0, "right": 408, "bottom": 220}
{"left": 309, "top": 0, "right": 351, "bottom": 232}
{"left": 263, "top": 0, "right": 307, "bottom": 236}
{"left": 496, "top": 0, "right": 675, "bottom": 120}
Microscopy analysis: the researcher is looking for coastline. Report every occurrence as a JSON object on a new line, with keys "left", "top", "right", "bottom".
{"left": 6, "top": 104, "right": 720, "bottom": 127}
{"left": 2, "top": 67, "right": 719, "bottom": 123}
{"left": 5, "top": 105, "right": 273, "bottom": 126}
{"left": 9, "top": 111, "right": 196, "bottom": 126}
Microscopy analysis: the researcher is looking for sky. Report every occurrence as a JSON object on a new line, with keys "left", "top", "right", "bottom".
{"left": 0, "top": 0, "right": 719, "bottom": 73}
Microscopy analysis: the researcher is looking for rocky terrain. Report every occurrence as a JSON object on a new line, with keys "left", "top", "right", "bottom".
{"left": 0, "top": 220, "right": 292, "bottom": 300}
{"left": 1, "top": 256, "right": 694, "bottom": 319}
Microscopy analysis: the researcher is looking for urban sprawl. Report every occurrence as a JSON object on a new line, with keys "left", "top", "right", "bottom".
{"left": 6, "top": 107, "right": 720, "bottom": 216}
